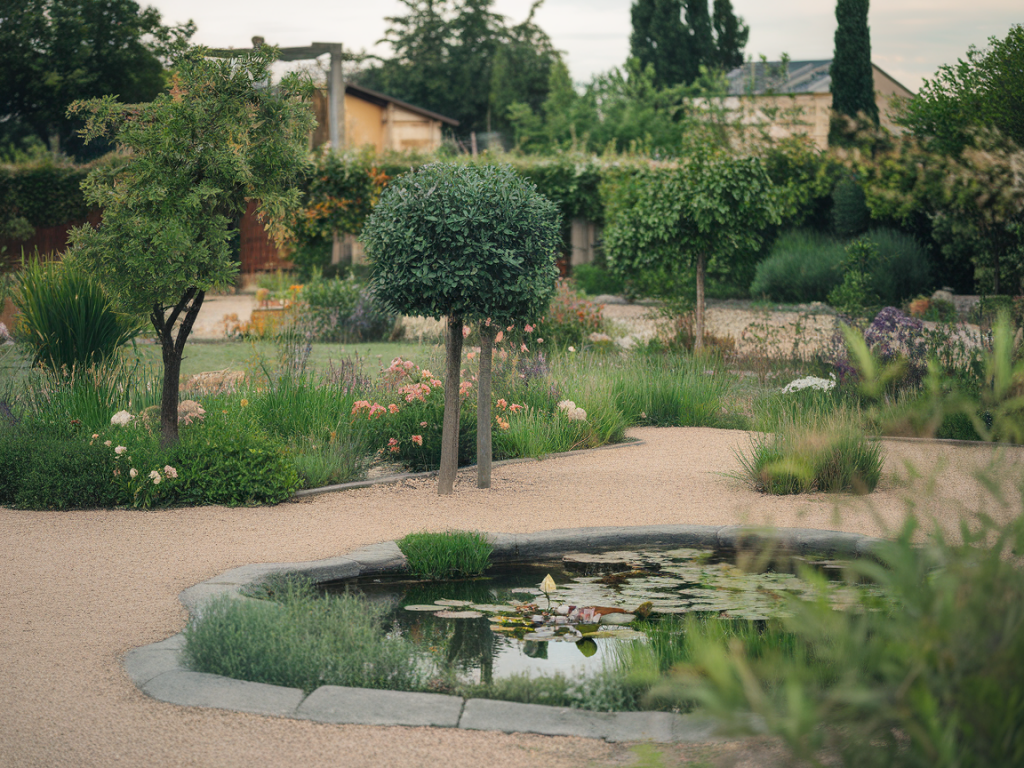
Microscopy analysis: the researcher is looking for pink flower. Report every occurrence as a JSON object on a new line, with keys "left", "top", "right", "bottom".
{"left": 462, "top": 325, "right": 471, "bottom": 338}
{"left": 114, "top": 446, "right": 127, "bottom": 455}
{"left": 509, "top": 403, "right": 523, "bottom": 414}
{"left": 389, "top": 403, "right": 400, "bottom": 414}
{"left": 521, "top": 343, "right": 528, "bottom": 352}
{"left": 524, "top": 324, "right": 534, "bottom": 333}
{"left": 459, "top": 381, "right": 472, "bottom": 395}
{"left": 495, "top": 331, "right": 503, "bottom": 343}
{"left": 420, "top": 421, "right": 428, "bottom": 427}
{"left": 496, "top": 398, "right": 508, "bottom": 409}
{"left": 420, "top": 370, "right": 432, "bottom": 378}
{"left": 431, "top": 379, "right": 441, "bottom": 387}
{"left": 388, "top": 437, "right": 400, "bottom": 453}
{"left": 467, "top": 352, "right": 475, "bottom": 361}
{"left": 537, "top": 338, "right": 543, "bottom": 343}
{"left": 411, "top": 434, "right": 423, "bottom": 446}
{"left": 164, "top": 465, "right": 178, "bottom": 479}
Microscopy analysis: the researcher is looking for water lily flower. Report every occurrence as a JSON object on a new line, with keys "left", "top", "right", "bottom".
{"left": 540, "top": 574, "right": 556, "bottom": 594}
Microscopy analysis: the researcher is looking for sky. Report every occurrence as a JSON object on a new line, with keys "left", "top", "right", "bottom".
{"left": 145, "top": 0, "right": 1021, "bottom": 94}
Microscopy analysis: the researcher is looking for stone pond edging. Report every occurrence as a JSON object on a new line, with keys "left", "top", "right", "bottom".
{"left": 125, "top": 524, "right": 885, "bottom": 743}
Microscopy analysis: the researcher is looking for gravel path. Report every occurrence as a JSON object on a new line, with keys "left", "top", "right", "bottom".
{"left": 3, "top": 428, "right": 1021, "bottom": 768}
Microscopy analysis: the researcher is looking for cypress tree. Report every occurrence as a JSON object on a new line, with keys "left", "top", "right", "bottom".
{"left": 830, "top": 0, "right": 879, "bottom": 143}
{"left": 711, "top": 0, "right": 749, "bottom": 70}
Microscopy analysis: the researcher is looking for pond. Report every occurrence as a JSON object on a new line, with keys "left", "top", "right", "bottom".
{"left": 325, "top": 547, "right": 876, "bottom": 687}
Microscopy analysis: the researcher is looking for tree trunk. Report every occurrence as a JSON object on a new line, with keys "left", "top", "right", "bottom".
{"left": 438, "top": 314, "right": 464, "bottom": 495}
{"left": 694, "top": 251, "right": 706, "bottom": 353}
{"left": 476, "top": 325, "right": 495, "bottom": 489}
{"left": 152, "top": 289, "right": 206, "bottom": 449}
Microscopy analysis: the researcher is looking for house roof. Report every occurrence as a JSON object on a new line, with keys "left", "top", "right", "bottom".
{"left": 725, "top": 60, "right": 914, "bottom": 97}
{"left": 345, "top": 83, "right": 460, "bottom": 127}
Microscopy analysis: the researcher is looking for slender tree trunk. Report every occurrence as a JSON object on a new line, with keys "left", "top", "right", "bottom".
{"left": 439, "top": 314, "right": 464, "bottom": 495}
{"left": 476, "top": 325, "right": 495, "bottom": 489}
{"left": 152, "top": 288, "right": 206, "bottom": 448}
{"left": 694, "top": 252, "right": 706, "bottom": 353}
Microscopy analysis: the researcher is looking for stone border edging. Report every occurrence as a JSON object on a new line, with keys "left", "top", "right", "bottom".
{"left": 290, "top": 438, "right": 645, "bottom": 499}
{"left": 127, "top": 523, "right": 884, "bottom": 743}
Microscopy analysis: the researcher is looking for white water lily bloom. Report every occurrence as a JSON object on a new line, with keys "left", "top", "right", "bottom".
{"left": 540, "top": 574, "right": 557, "bottom": 594}
{"left": 110, "top": 410, "right": 134, "bottom": 426}
{"left": 781, "top": 374, "right": 836, "bottom": 394}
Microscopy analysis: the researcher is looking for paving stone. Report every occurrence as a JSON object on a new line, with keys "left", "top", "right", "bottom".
{"left": 343, "top": 542, "right": 407, "bottom": 576}
{"left": 203, "top": 563, "right": 289, "bottom": 585}
{"left": 146, "top": 633, "right": 186, "bottom": 651}
{"left": 178, "top": 582, "right": 251, "bottom": 616}
{"left": 602, "top": 711, "right": 686, "bottom": 743}
{"left": 297, "top": 686, "right": 463, "bottom": 727}
{"left": 284, "top": 556, "right": 360, "bottom": 582}
{"left": 142, "top": 669, "right": 304, "bottom": 716}
{"left": 459, "top": 698, "right": 613, "bottom": 739}
{"left": 486, "top": 532, "right": 519, "bottom": 562}
{"left": 123, "top": 647, "right": 185, "bottom": 687}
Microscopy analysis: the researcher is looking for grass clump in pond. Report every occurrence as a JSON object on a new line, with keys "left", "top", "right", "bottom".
{"left": 182, "top": 577, "right": 424, "bottom": 694}
{"left": 736, "top": 413, "right": 883, "bottom": 495}
{"left": 397, "top": 529, "right": 493, "bottom": 580}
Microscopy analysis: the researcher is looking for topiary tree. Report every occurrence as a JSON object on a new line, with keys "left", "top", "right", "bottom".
{"left": 604, "top": 151, "right": 779, "bottom": 351}
{"left": 361, "top": 163, "right": 560, "bottom": 494}
{"left": 67, "top": 46, "right": 314, "bottom": 447}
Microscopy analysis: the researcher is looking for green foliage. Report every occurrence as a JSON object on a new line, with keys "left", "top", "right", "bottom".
{"left": 0, "top": 426, "right": 120, "bottom": 509}
{"left": 0, "top": 160, "right": 97, "bottom": 243}
{"left": 68, "top": 45, "right": 315, "bottom": 446}
{"left": 397, "top": 529, "right": 493, "bottom": 580}
{"left": 609, "top": 354, "right": 735, "bottom": 428}
{"left": 12, "top": 257, "right": 145, "bottom": 371}
{"left": 831, "top": 177, "right": 868, "bottom": 238}
{"left": 864, "top": 227, "right": 932, "bottom": 305}
{"left": 0, "top": 0, "right": 194, "bottom": 161}
{"left": 736, "top": 413, "right": 883, "bottom": 494}
{"left": 629, "top": 0, "right": 748, "bottom": 89}
{"left": 292, "top": 273, "right": 397, "bottom": 344}
{"left": 829, "top": 0, "right": 879, "bottom": 140}
{"left": 183, "top": 581, "right": 425, "bottom": 694}
{"left": 364, "top": 162, "right": 561, "bottom": 326}
{"left": 750, "top": 229, "right": 845, "bottom": 303}
{"left": 571, "top": 264, "right": 626, "bottom": 297}
{"left": 662, "top": 507, "right": 1024, "bottom": 768}
{"left": 533, "top": 279, "right": 605, "bottom": 349}
{"left": 169, "top": 408, "right": 301, "bottom": 506}
{"left": 895, "top": 24, "right": 1024, "bottom": 155}
{"left": 828, "top": 236, "right": 880, "bottom": 316}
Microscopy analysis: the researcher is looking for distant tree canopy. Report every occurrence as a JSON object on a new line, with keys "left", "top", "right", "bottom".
{"left": 830, "top": 0, "right": 878, "bottom": 142}
{"left": 895, "top": 24, "right": 1024, "bottom": 156}
{"left": 629, "top": 0, "right": 748, "bottom": 89}
{"left": 353, "top": 0, "right": 560, "bottom": 138}
{"left": 0, "top": 0, "right": 194, "bottom": 160}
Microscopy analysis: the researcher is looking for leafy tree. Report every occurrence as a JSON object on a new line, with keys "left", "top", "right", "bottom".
{"left": 629, "top": 0, "right": 748, "bottom": 88}
{"left": 829, "top": 0, "right": 879, "bottom": 143}
{"left": 604, "top": 150, "right": 779, "bottom": 350}
{"left": 67, "top": 46, "right": 314, "bottom": 447}
{"left": 362, "top": 163, "right": 560, "bottom": 494}
{"left": 895, "top": 24, "right": 1024, "bottom": 156}
{"left": 0, "top": 0, "right": 194, "bottom": 160}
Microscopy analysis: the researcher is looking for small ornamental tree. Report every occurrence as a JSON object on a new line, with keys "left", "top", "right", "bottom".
{"left": 604, "top": 151, "right": 779, "bottom": 350}
{"left": 830, "top": 0, "right": 878, "bottom": 144}
{"left": 67, "top": 46, "right": 314, "bottom": 447}
{"left": 362, "top": 163, "right": 560, "bottom": 494}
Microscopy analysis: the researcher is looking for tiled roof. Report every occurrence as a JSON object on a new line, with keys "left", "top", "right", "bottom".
{"left": 725, "top": 60, "right": 835, "bottom": 96}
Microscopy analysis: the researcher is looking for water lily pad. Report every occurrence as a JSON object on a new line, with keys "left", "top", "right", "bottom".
{"left": 582, "top": 628, "right": 646, "bottom": 640}
{"left": 434, "top": 599, "right": 474, "bottom": 606}
{"left": 470, "top": 604, "right": 519, "bottom": 613}
{"left": 404, "top": 604, "right": 450, "bottom": 612}
{"left": 433, "top": 610, "right": 484, "bottom": 619}
{"left": 599, "top": 612, "right": 636, "bottom": 625}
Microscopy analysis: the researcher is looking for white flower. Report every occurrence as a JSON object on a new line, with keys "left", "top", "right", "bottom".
{"left": 557, "top": 400, "right": 576, "bottom": 413}
{"left": 163, "top": 465, "right": 178, "bottom": 479}
{"left": 110, "top": 410, "right": 134, "bottom": 426}
{"left": 149, "top": 470, "right": 161, "bottom": 485}
{"left": 781, "top": 374, "right": 836, "bottom": 394}
{"left": 114, "top": 445, "right": 127, "bottom": 455}
{"left": 104, "top": 440, "right": 112, "bottom": 447}
{"left": 129, "top": 468, "right": 138, "bottom": 478}
{"left": 568, "top": 346, "right": 576, "bottom": 352}
{"left": 568, "top": 407, "right": 587, "bottom": 422}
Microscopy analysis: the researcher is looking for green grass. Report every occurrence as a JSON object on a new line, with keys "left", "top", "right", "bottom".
{"left": 183, "top": 578, "right": 424, "bottom": 694}
{"left": 396, "top": 530, "right": 493, "bottom": 580}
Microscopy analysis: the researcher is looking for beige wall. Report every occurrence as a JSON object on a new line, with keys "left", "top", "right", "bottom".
{"left": 344, "top": 95, "right": 385, "bottom": 152}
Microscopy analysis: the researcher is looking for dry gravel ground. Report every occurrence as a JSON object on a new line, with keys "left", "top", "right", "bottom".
{"left": 2, "top": 428, "right": 1022, "bottom": 768}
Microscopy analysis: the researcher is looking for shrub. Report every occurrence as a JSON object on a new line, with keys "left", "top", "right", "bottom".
{"left": 737, "top": 416, "right": 883, "bottom": 495}
{"left": 831, "top": 176, "right": 869, "bottom": 238}
{"left": 749, "top": 230, "right": 845, "bottom": 303}
{"left": 169, "top": 408, "right": 300, "bottom": 506}
{"left": 396, "top": 529, "right": 493, "bottom": 580}
{"left": 828, "top": 237, "right": 880, "bottom": 317}
{"left": 571, "top": 264, "right": 625, "bottom": 296}
{"left": 294, "top": 272, "right": 362, "bottom": 342}
{"left": 533, "top": 278, "right": 605, "bottom": 349}
{"left": 183, "top": 580, "right": 424, "bottom": 694}
{"left": 863, "top": 227, "right": 932, "bottom": 306}
{"left": 610, "top": 355, "right": 734, "bottom": 428}
{"left": 12, "top": 257, "right": 145, "bottom": 371}
{"left": 0, "top": 427, "right": 121, "bottom": 509}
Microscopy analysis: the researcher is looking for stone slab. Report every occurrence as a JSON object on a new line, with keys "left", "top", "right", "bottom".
{"left": 178, "top": 582, "right": 259, "bottom": 616}
{"left": 343, "top": 542, "right": 407, "bottom": 576}
{"left": 459, "top": 698, "right": 613, "bottom": 739}
{"left": 298, "top": 686, "right": 463, "bottom": 727}
{"left": 284, "top": 556, "right": 360, "bottom": 582}
{"left": 123, "top": 647, "right": 185, "bottom": 687}
{"left": 143, "top": 669, "right": 305, "bottom": 716}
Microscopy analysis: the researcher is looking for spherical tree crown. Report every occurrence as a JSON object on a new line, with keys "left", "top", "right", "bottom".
{"left": 362, "top": 162, "right": 561, "bottom": 325}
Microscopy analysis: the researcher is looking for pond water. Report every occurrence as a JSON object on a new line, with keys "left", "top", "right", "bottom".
{"left": 324, "top": 548, "right": 876, "bottom": 686}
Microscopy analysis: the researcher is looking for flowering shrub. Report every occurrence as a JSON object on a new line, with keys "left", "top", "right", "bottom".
{"left": 533, "top": 279, "right": 605, "bottom": 349}
{"left": 781, "top": 374, "right": 837, "bottom": 394}
{"left": 827, "top": 307, "right": 934, "bottom": 392}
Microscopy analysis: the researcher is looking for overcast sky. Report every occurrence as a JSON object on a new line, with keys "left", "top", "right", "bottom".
{"left": 146, "top": 0, "right": 1021, "bottom": 94}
